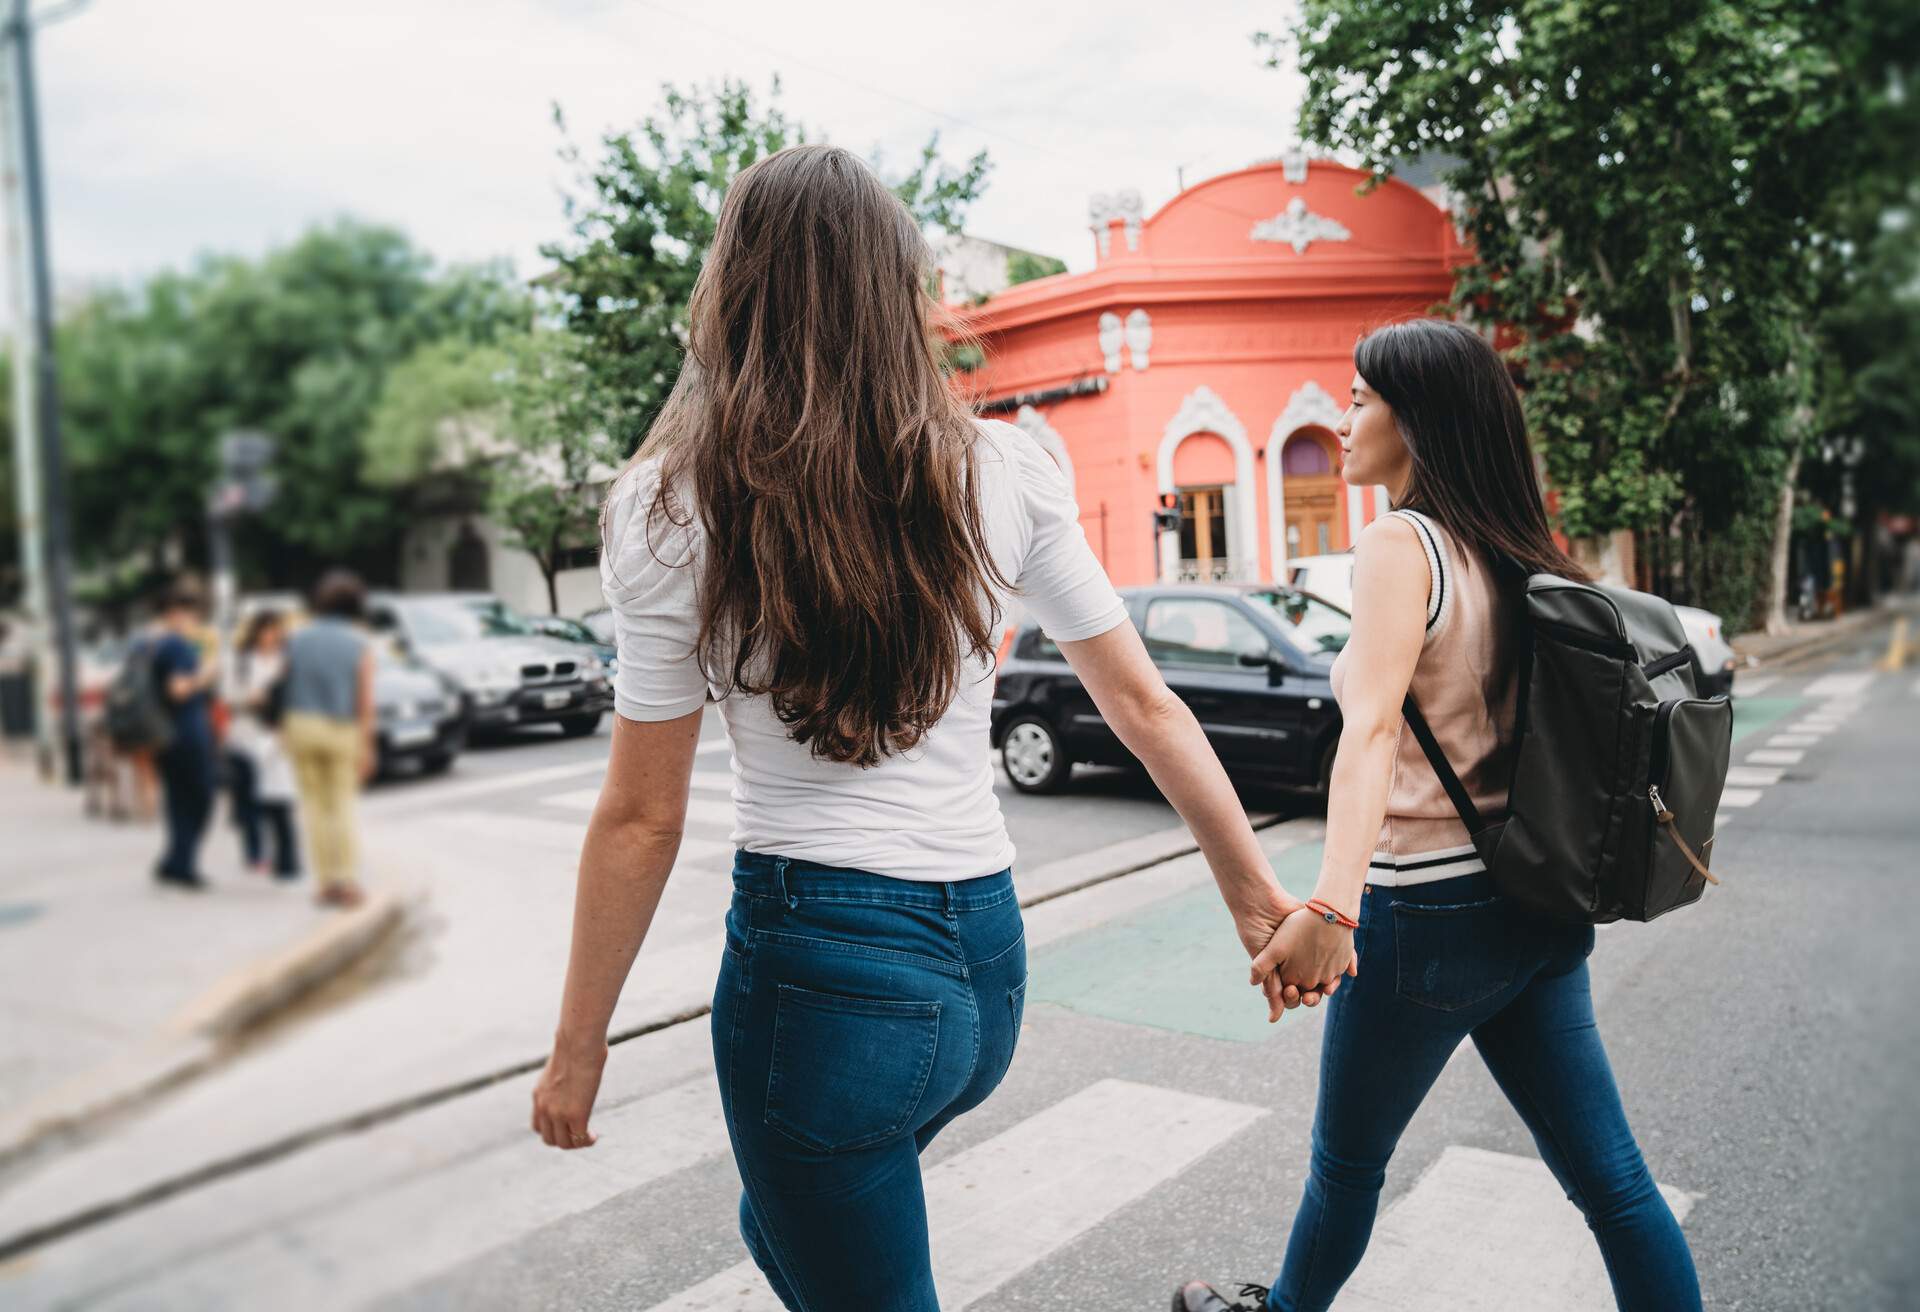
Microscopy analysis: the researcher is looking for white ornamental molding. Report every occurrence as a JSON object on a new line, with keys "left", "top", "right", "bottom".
{"left": 1012, "top": 405, "right": 1075, "bottom": 497}
{"left": 1098, "top": 311, "right": 1124, "bottom": 374}
{"left": 1250, "top": 197, "right": 1352, "bottom": 254}
{"left": 1116, "top": 189, "right": 1144, "bottom": 252}
{"left": 1272, "top": 379, "right": 1344, "bottom": 439}
{"left": 1088, "top": 193, "right": 1116, "bottom": 258}
{"left": 1124, "top": 308, "right": 1152, "bottom": 371}
{"left": 1280, "top": 147, "right": 1309, "bottom": 184}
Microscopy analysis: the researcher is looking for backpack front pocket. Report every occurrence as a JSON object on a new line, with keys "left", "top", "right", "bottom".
{"left": 1640, "top": 696, "right": 1734, "bottom": 919}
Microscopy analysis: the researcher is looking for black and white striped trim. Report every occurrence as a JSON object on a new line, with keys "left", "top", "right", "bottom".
{"left": 1366, "top": 842, "right": 1486, "bottom": 886}
{"left": 1388, "top": 509, "right": 1453, "bottom": 637}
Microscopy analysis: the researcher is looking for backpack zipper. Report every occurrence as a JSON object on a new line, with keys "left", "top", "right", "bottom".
{"left": 1647, "top": 697, "right": 1681, "bottom": 790}
{"left": 1532, "top": 617, "right": 1636, "bottom": 660}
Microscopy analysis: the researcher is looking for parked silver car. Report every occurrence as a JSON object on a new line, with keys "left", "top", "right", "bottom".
{"left": 368, "top": 593, "right": 613, "bottom": 739}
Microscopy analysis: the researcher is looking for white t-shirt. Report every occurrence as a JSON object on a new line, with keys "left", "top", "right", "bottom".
{"left": 601, "top": 418, "right": 1128, "bottom": 882}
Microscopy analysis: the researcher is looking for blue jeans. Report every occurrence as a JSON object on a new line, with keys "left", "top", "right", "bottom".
{"left": 711, "top": 851, "right": 1027, "bottom": 1312}
{"left": 1270, "top": 873, "right": 1701, "bottom": 1312}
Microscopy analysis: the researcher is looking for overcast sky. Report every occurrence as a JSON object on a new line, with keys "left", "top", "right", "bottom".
{"left": 24, "top": 0, "right": 1306, "bottom": 296}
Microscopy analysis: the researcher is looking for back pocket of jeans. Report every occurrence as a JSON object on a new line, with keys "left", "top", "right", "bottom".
{"left": 1392, "top": 898, "right": 1518, "bottom": 1012}
{"left": 764, "top": 984, "right": 941, "bottom": 1153}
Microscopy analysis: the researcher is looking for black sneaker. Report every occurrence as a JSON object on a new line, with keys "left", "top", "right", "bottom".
{"left": 154, "top": 869, "right": 209, "bottom": 891}
{"left": 1172, "top": 1282, "right": 1270, "bottom": 1312}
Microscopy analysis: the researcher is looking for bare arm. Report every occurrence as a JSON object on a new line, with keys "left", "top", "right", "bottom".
{"left": 1251, "top": 517, "right": 1429, "bottom": 988}
{"left": 1057, "top": 622, "right": 1315, "bottom": 1018}
{"left": 532, "top": 707, "right": 702, "bottom": 1149}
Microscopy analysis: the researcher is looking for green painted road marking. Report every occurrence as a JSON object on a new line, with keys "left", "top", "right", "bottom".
{"left": 1028, "top": 842, "right": 1325, "bottom": 1043}
{"left": 1729, "top": 696, "right": 1801, "bottom": 746}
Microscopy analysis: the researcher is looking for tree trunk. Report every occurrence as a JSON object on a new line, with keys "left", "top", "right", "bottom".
{"left": 1763, "top": 450, "right": 1799, "bottom": 636}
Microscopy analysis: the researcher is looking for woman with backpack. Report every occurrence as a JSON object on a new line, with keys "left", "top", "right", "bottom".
{"left": 1176, "top": 319, "right": 1702, "bottom": 1312}
{"left": 528, "top": 144, "right": 1339, "bottom": 1310}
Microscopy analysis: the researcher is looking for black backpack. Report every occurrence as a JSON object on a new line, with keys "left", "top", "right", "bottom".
{"left": 1405, "top": 572, "right": 1734, "bottom": 925}
{"left": 104, "top": 638, "right": 176, "bottom": 753}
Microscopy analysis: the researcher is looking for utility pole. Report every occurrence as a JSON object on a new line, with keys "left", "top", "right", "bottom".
{"left": 2, "top": 0, "right": 81, "bottom": 783}
{"left": 1, "top": 45, "right": 51, "bottom": 773}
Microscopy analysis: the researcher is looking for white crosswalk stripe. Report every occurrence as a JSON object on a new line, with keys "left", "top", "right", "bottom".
{"left": 1767, "top": 734, "right": 1819, "bottom": 748}
{"left": 1745, "top": 749, "right": 1803, "bottom": 766}
{"left": 1804, "top": 671, "right": 1875, "bottom": 699}
{"left": 1718, "top": 788, "right": 1763, "bottom": 809}
{"left": 647, "top": 1080, "right": 1268, "bottom": 1311}
{"left": 1724, "top": 766, "right": 1784, "bottom": 787}
{"left": 1333, "top": 1147, "right": 1694, "bottom": 1311}
{"left": 1734, "top": 674, "right": 1778, "bottom": 696}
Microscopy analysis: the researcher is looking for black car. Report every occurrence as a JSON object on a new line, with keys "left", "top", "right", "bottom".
{"left": 990, "top": 584, "right": 1352, "bottom": 794}
{"left": 372, "top": 645, "right": 468, "bottom": 776}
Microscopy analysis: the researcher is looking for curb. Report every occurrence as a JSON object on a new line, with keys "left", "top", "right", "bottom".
{"left": 0, "top": 888, "right": 414, "bottom": 1169}
{"left": 1731, "top": 603, "right": 1908, "bottom": 669}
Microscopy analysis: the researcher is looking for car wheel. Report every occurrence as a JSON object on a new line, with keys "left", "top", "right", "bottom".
{"left": 559, "top": 712, "right": 603, "bottom": 739}
{"left": 1001, "top": 716, "right": 1072, "bottom": 794}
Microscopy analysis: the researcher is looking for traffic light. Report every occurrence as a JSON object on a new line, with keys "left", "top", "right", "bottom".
{"left": 1152, "top": 492, "right": 1182, "bottom": 535}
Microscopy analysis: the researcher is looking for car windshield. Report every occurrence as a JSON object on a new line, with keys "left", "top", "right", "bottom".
{"left": 398, "top": 598, "right": 536, "bottom": 645}
{"left": 1247, "top": 588, "right": 1352, "bottom": 656}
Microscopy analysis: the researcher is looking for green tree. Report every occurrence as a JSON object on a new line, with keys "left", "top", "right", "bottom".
{"left": 39, "top": 222, "right": 529, "bottom": 590}
{"left": 1006, "top": 250, "right": 1068, "bottom": 286}
{"left": 365, "top": 328, "right": 615, "bottom": 612}
{"left": 1268, "top": 0, "right": 1892, "bottom": 624}
{"left": 543, "top": 79, "right": 991, "bottom": 455}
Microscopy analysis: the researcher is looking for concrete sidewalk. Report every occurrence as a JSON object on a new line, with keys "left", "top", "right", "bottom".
{"left": 0, "top": 759, "right": 408, "bottom": 1167}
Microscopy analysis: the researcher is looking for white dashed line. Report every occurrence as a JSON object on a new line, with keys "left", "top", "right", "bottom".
{"left": 1745, "top": 749, "right": 1804, "bottom": 766}
{"left": 1724, "top": 766, "right": 1785, "bottom": 787}
{"left": 1767, "top": 735, "right": 1819, "bottom": 748}
{"left": 1718, "top": 788, "right": 1763, "bottom": 808}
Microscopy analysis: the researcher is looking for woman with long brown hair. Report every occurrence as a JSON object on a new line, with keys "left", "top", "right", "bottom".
{"left": 529, "top": 144, "right": 1338, "bottom": 1308}
{"left": 1177, "top": 320, "right": 1701, "bottom": 1312}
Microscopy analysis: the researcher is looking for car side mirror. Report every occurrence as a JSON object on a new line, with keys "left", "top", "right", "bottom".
{"left": 1237, "top": 645, "right": 1279, "bottom": 671}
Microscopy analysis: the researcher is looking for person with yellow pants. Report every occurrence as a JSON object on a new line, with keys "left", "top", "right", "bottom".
{"left": 281, "top": 570, "right": 376, "bottom": 908}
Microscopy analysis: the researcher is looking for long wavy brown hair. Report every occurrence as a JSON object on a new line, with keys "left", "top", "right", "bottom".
{"left": 621, "top": 144, "right": 1006, "bottom": 767}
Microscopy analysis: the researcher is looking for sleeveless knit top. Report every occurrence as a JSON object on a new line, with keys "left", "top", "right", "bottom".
{"left": 1328, "top": 509, "right": 1519, "bottom": 885}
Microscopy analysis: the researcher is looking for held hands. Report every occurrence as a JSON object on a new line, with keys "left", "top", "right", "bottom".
{"left": 1234, "top": 888, "right": 1335, "bottom": 1023}
{"left": 531, "top": 1031, "right": 608, "bottom": 1151}
{"left": 1248, "top": 906, "right": 1358, "bottom": 1018}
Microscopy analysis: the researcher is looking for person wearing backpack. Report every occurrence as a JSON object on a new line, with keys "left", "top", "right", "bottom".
{"left": 148, "top": 583, "right": 220, "bottom": 890}
{"left": 1177, "top": 320, "right": 1703, "bottom": 1312}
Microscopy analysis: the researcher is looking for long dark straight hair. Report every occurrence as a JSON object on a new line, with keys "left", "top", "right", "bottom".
{"left": 622, "top": 144, "right": 1007, "bottom": 768}
{"left": 1355, "top": 318, "right": 1590, "bottom": 583}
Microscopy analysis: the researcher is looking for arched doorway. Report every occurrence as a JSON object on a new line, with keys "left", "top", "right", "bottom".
{"left": 449, "top": 522, "right": 491, "bottom": 592}
{"left": 1157, "top": 386, "right": 1258, "bottom": 583}
{"left": 1279, "top": 428, "right": 1344, "bottom": 560}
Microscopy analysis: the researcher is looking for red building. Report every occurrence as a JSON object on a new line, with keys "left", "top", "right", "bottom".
{"left": 956, "top": 153, "right": 1467, "bottom": 586}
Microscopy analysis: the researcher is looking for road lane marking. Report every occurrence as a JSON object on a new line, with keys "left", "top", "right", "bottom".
{"left": 1787, "top": 720, "right": 1838, "bottom": 734}
{"left": 647, "top": 1079, "right": 1268, "bottom": 1311}
{"left": 1744, "top": 749, "right": 1804, "bottom": 766}
{"left": 1804, "top": 671, "right": 1876, "bottom": 699}
{"left": 1718, "top": 788, "right": 1763, "bottom": 808}
{"left": 1767, "top": 735, "right": 1819, "bottom": 748}
{"left": 1734, "top": 675, "right": 1778, "bottom": 696}
{"left": 58, "top": 1075, "right": 732, "bottom": 1310}
{"left": 1332, "top": 1146, "right": 1694, "bottom": 1312}
{"left": 362, "top": 761, "right": 608, "bottom": 817}
{"left": 1723, "top": 766, "right": 1784, "bottom": 787}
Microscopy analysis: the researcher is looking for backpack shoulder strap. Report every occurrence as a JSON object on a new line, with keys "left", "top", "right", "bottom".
{"left": 1401, "top": 694, "right": 1488, "bottom": 837}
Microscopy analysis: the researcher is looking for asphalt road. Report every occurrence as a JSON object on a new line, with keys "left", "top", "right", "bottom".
{"left": 4, "top": 622, "right": 1915, "bottom": 1311}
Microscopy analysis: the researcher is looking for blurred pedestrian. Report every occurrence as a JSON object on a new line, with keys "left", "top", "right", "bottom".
{"left": 226, "top": 609, "right": 300, "bottom": 880}
{"left": 282, "top": 571, "right": 375, "bottom": 909}
{"left": 150, "top": 583, "right": 219, "bottom": 889}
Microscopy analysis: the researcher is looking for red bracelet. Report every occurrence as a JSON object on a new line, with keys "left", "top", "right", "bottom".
{"left": 1305, "top": 898, "right": 1359, "bottom": 930}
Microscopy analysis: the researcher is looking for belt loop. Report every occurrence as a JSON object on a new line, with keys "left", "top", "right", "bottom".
{"left": 774, "top": 856, "right": 796, "bottom": 909}
{"left": 943, "top": 882, "right": 956, "bottom": 915}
